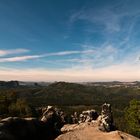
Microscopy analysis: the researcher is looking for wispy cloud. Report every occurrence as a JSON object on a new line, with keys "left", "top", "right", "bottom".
{"left": 0, "top": 44, "right": 139, "bottom": 81}
{"left": 0, "top": 48, "right": 29, "bottom": 57}
{"left": 70, "top": 8, "right": 121, "bottom": 33}
{"left": 68, "top": 2, "right": 140, "bottom": 69}
{"left": 77, "top": 43, "right": 118, "bottom": 68}
{"left": 54, "top": 42, "right": 140, "bottom": 70}
{"left": 70, "top": 1, "right": 140, "bottom": 33}
{"left": 44, "top": 50, "right": 95, "bottom": 56}
{"left": 0, "top": 50, "right": 95, "bottom": 62}
{"left": 0, "top": 55, "right": 41, "bottom": 62}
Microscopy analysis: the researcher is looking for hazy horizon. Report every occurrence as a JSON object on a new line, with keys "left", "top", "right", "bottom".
{"left": 0, "top": 0, "right": 140, "bottom": 81}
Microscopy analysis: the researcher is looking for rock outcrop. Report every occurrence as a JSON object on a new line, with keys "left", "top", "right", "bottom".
{"left": 0, "top": 104, "right": 139, "bottom": 140}
{"left": 0, "top": 106, "right": 64, "bottom": 140}
{"left": 98, "top": 103, "right": 114, "bottom": 132}
{"left": 55, "top": 103, "right": 139, "bottom": 140}
{"left": 79, "top": 109, "right": 98, "bottom": 123}
{"left": 56, "top": 122, "right": 140, "bottom": 140}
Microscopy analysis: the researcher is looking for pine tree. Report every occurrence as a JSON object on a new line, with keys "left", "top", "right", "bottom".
{"left": 125, "top": 99, "right": 140, "bottom": 137}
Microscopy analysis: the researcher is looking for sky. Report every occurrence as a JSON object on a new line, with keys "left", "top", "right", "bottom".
{"left": 0, "top": 0, "right": 140, "bottom": 82}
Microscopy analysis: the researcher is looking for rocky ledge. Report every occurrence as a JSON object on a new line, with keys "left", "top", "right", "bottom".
{"left": 56, "top": 122, "right": 139, "bottom": 140}
{"left": 0, "top": 104, "right": 139, "bottom": 140}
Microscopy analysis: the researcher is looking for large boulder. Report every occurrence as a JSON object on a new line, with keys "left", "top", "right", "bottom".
{"left": 0, "top": 106, "right": 64, "bottom": 140}
{"left": 0, "top": 117, "right": 54, "bottom": 140}
{"left": 41, "top": 106, "right": 65, "bottom": 132}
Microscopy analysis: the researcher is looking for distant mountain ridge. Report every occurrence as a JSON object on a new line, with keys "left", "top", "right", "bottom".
{"left": 1, "top": 80, "right": 140, "bottom": 88}
{"left": 0, "top": 81, "right": 19, "bottom": 88}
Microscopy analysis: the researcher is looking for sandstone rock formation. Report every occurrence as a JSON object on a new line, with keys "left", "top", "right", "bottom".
{"left": 56, "top": 122, "right": 140, "bottom": 140}
{"left": 0, "top": 104, "right": 139, "bottom": 140}
{"left": 79, "top": 109, "right": 98, "bottom": 123}
{"left": 0, "top": 106, "right": 64, "bottom": 140}
{"left": 55, "top": 103, "right": 139, "bottom": 140}
{"left": 98, "top": 103, "right": 114, "bottom": 132}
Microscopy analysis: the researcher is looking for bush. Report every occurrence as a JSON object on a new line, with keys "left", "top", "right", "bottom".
{"left": 8, "top": 98, "right": 33, "bottom": 117}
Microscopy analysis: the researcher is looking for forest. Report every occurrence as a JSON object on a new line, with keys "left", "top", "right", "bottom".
{"left": 0, "top": 82, "right": 139, "bottom": 137}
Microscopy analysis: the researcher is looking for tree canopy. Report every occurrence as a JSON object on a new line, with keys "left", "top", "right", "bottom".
{"left": 125, "top": 99, "right": 140, "bottom": 137}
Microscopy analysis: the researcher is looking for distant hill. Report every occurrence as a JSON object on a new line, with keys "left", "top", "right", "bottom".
{"left": 0, "top": 81, "right": 139, "bottom": 108}
{"left": 0, "top": 81, "right": 19, "bottom": 88}
{"left": 16, "top": 81, "right": 139, "bottom": 109}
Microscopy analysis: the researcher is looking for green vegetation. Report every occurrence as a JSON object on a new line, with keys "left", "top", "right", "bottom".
{"left": 125, "top": 99, "right": 140, "bottom": 137}
{"left": 0, "top": 91, "right": 36, "bottom": 118}
{"left": 0, "top": 82, "right": 139, "bottom": 137}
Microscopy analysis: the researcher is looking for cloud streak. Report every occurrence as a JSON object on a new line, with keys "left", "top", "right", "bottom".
{"left": 0, "top": 50, "right": 95, "bottom": 62}
{"left": 0, "top": 49, "right": 29, "bottom": 56}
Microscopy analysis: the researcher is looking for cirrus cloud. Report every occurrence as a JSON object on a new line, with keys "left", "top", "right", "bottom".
{"left": 0, "top": 48, "right": 29, "bottom": 56}
{"left": 0, "top": 50, "right": 95, "bottom": 62}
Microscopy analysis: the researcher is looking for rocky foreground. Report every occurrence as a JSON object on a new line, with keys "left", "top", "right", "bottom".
{"left": 0, "top": 104, "right": 139, "bottom": 140}
{"left": 56, "top": 122, "right": 139, "bottom": 140}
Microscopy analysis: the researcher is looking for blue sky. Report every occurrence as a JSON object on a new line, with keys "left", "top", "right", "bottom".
{"left": 0, "top": 0, "right": 140, "bottom": 81}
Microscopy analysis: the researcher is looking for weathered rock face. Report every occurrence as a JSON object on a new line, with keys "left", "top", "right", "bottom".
{"left": 0, "top": 103, "right": 139, "bottom": 140}
{"left": 0, "top": 117, "right": 52, "bottom": 140}
{"left": 41, "top": 106, "right": 65, "bottom": 131}
{"left": 0, "top": 106, "right": 64, "bottom": 140}
{"left": 55, "top": 103, "right": 140, "bottom": 140}
{"left": 79, "top": 109, "right": 98, "bottom": 123}
{"left": 70, "top": 110, "right": 98, "bottom": 124}
{"left": 98, "top": 103, "right": 114, "bottom": 132}
{"left": 56, "top": 122, "right": 140, "bottom": 140}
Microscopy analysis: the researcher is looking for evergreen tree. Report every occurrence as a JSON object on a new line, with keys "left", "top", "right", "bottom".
{"left": 125, "top": 99, "right": 140, "bottom": 137}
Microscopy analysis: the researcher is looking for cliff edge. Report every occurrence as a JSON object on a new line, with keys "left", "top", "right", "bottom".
{"left": 56, "top": 122, "right": 140, "bottom": 140}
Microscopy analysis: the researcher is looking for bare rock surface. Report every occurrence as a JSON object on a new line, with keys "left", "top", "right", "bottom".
{"left": 55, "top": 122, "right": 140, "bottom": 140}
{"left": 0, "top": 106, "right": 64, "bottom": 140}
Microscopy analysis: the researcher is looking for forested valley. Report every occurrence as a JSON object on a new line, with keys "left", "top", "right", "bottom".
{"left": 0, "top": 82, "right": 139, "bottom": 137}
